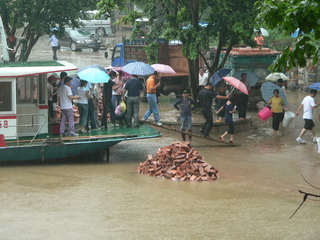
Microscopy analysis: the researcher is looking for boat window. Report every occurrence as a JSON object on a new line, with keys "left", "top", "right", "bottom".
{"left": 0, "top": 82, "right": 12, "bottom": 111}
{"left": 17, "top": 76, "right": 38, "bottom": 104}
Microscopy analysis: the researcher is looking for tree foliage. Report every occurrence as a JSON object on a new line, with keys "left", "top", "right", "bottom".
{"left": 0, "top": 0, "right": 93, "bottom": 61}
{"left": 257, "top": 0, "right": 320, "bottom": 71}
{"left": 99, "top": 0, "right": 257, "bottom": 98}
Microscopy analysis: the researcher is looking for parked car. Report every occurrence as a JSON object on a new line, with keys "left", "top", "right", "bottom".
{"left": 59, "top": 28, "right": 101, "bottom": 51}
{"left": 80, "top": 10, "right": 112, "bottom": 36}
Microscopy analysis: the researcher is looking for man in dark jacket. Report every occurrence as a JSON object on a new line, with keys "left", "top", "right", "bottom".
{"left": 124, "top": 75, "right": 144, "bottom": 127}
{"left": 197, "top": 82, "right": 229, "bottom": 137}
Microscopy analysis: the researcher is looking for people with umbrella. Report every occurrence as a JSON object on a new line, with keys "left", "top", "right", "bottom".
{"left": 101, "top": 70, "right": 116, "bottom": 130}
{"left": 49, "top": 28, "right": 59, "bottom": 60}
{"left": 296, "top": 89, "right": 320, "bottom": 144}
{"left": 142, "top": 71, "right": 162, "bottom": 126}
{"left": 254, "top": 30, "right": 264, "bottom": 50}
{"left": 123, "top": 74, "right": 145, "bottom": 127}
{"left": 122, "top": 61, "right": 154, "bottom": 127}
{"left": 197, "top": 82, "right": 229, "bottom": 138}
{"left": 77, "top": 67, "right": 111, "bottom": 131}
{"left": 216, "top": 95, "right": 237, "bottom": 143}
{"left": 77, "top": 80, "right": 89, "bottom": 133}
{"left": 236, "top": 73, "right": 250, "bottom": 120}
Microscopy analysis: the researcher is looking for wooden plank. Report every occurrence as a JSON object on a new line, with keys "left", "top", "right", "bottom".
{"left": 143, "top": 122, "right": 241, "bottom": 147}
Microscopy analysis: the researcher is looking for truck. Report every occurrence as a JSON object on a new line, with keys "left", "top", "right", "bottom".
{"left": 110, "top": 39, "right": 192, "bottom": 98}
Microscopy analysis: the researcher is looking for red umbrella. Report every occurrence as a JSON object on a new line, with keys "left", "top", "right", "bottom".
{"left": 112, "top": 67, "right": 131, "bottom": 79}
{"left": 222, "top": 76, "right": 248, "bottom": 95}
{"left": 151, "top": 64, "right": 176, "bottom": 74}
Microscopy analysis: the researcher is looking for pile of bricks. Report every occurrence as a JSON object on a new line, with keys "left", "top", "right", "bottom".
{"left": 137, "top": 142, "right": 219, "bottom": 181}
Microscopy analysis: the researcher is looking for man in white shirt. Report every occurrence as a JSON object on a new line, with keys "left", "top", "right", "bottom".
{"left": 296, "top": 89, "right": 320, "bottom": 143}
{"left": 57, "top": 77, "right": 80, "bottom": 137}
{"left": 49, "top": 33, "right": 59, "bottom": 60}
{"left": 199, "top": 68, "right": 208, "bottom": 87}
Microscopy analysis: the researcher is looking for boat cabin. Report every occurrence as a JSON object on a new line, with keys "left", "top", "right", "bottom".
{"left": 0, "top": 60, "right": 78, "bottom": 141}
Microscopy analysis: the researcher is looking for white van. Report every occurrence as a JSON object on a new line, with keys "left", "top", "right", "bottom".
{"left": 80, "top": 10, "right": 112, "bottom": 36}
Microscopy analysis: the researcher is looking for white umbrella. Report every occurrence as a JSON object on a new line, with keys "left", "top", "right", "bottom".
{"left": 255, "top": 28, "right": 269, "bottom": 37}
{"left": 265, "top": 72, "right": 289, "bottom": 82}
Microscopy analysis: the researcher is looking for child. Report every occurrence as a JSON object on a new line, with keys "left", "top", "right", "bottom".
{"left": 296, "top": 89, "right": 320, "bottom": 143}
{"left": 267, "top": 89, "right": 286, "bottom": 135}
{"left": 114, "top": 101, "right": 127, "bottom": 125}
{"left": 173, "top": 90, "right": 196, "bottom": 141}
{"left": 215, "top": 86, "right": 228, "bottom": 120}
{"left": 217, "top": 96, "right": 237, "bottom": 143}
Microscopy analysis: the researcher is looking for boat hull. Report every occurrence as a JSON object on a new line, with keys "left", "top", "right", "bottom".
{"left": 0, "top": 140, "right": 121, "bottom": 162}
{"left": 0, "top": 124, "right": 161, "bottom": 162}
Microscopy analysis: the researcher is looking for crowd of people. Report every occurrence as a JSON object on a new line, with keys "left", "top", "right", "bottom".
{"left": 46, "top": 69, "right": 162, "bottom": 137}
{"left": 47, "top": 67, "right": 319, "bottom": 144}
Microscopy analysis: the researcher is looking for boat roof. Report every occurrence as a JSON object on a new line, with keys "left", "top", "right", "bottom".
{"left": 0, "top": 60, "right": 78, "bottom": 78}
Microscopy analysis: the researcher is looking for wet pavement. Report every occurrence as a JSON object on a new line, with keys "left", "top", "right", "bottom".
{"left": 0, "top": 37, "right": 320, "bottom": 239}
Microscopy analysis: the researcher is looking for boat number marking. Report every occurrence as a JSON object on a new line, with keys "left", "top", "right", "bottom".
{"left": 0, "top": 120, "right": 9, "bottom": 128}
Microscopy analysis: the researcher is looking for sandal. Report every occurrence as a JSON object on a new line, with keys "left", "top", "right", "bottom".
{"left": 230, "top": 140, "right": 234, "bottom": 144}
{"left": 219, "top": 136, "right": 225, "bottom": 142}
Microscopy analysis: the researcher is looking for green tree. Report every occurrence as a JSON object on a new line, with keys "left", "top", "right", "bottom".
{"left": 99, "top": 0, "right": 257, "bottom": 98}
{"left": 257, "top": 0, "right": 320, "bottom": 71}
{"left": 0, "top": 0, "right": 94, "bottom": 61}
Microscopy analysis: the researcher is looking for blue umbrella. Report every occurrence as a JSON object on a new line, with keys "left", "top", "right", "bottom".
{"left": 233, "top": 70, "right": 260, "bottom": 86}
{"left": 78, "top": 64, "right": 106, "bottom": 73}
{"left": 78, "top": 68, "right": 110, "bottom": 83}
{"left": 308, "top": 82, "right": 320, "bottom": 91}
{"left": 122, "top": 61, "right": 154, "bottom": 76}
{"left": 291, "top": 28, "right": 300, "bottom": 38}
{"left": 260, "top": 82, "right": 288, "bottom": 106}
{"left": 209, "top": 68, "right": 231, "bottom": 86}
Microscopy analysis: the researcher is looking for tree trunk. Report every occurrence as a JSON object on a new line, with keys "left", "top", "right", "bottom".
{"left": 218, "top": 43, "right": 233, "bottom": 70}
{"left": 188, "top": 58, "right": 199, "bottom": 100}
{"left": 188, "top": 0, "right": 200, "bottom": 100}
{"left": 19, "top": 33, "right": 40, "bottom": 62}
{"left": 209, "top": 36, "right": 224, "bottom": 75}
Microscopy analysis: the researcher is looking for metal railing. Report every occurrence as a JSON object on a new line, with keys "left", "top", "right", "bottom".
{"left": 4, "top": 113, "right": 47, "bottom": 145}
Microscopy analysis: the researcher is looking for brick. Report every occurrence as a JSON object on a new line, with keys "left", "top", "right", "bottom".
{"left": 137, "top": 141, "right": 219, "bottom": 182}
{"left": 190, "top": 175, "right": 197, "bottom": 181}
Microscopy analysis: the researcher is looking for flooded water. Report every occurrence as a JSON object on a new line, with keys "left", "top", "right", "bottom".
{"left": 1, "top": 37, "right": 320, "bottom": 239}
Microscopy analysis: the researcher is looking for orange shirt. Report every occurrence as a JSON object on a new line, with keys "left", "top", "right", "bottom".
{"left": 146, "top": 75, "right": 157, "bottom": 93}
{"left": 254, "top": 36, "right": 264, "bottom": 45}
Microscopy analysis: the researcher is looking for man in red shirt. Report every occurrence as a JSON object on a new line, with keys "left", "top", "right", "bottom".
{"left": 142, "top": 71, "right": 162, "bottom": 126}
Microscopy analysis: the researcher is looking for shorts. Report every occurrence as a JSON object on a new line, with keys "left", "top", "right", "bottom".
{"left": 180, "top": 116, "right": 192, "bottom": 131}
{"left": 304, "top": 119, "right": 315, "bottom": 130}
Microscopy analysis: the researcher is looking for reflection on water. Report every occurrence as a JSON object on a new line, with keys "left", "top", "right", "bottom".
{"left": 2, "top": 37, "right": 320, "bottom": 238}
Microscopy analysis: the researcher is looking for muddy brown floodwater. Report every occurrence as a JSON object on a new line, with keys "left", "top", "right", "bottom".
{"left": 1, "top": 37, "right": 320, "bottom": 239}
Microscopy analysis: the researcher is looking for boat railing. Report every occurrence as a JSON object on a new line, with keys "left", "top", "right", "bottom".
{"left": 6, "top": 113, "right": 47, "bottom": 145}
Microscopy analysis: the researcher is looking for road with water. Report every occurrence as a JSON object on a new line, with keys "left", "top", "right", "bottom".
{"left": 0, "top": 37, "right": 319, "bottom": 239}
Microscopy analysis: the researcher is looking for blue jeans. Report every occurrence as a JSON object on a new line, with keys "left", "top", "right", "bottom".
{"left": 180, "top": 116, "right": 192, "bottom": 131}
{"left": 144, "top": 93, "right": 160, "bottom": 123}
{"left": 112, "top": 95, "right": 122, "bottom": 110}
{"left": 78, "top": 103, "right": 88, "bottom": 127}
{"left": 86, "top": 99, "right": 97, "bottom": 130}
